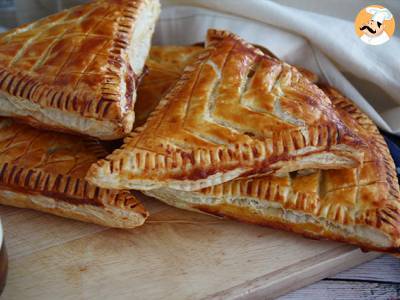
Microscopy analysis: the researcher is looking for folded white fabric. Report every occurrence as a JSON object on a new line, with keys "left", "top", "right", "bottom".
{"left": 12, "top": 0, "right": 400, "bottom": 135}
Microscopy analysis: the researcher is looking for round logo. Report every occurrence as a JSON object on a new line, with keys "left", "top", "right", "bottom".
{"left": 354, "top": 5, "right": 395, "bottom": 46}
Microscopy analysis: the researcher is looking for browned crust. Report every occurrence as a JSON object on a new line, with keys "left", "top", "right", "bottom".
{"left": 132, "top": 42, "right": 399, "bottom": 250}
{"left": 187, "top": 85, "right": 400, "bottom": 252}
{"left": 0, "top": 162, "right": 148, "bottom": 227}
{"left": 87, "top": 30, "right": 366, "bottom": 190}
{"left": 0, "top": 0, "right": 155, "bottom": 137}
{"left": 192, "top": 42, "right": 318, "bottom": 83}
{"left": 135, "top": 45, "right": 203, "bottom": 126}
{"left": 320, "top": 85, "right": 400, "bottom": 241}
{"left": 0, "top": 118, "right": 148, "bottom": 227}
{"left": 0, "top": 161, "right": 122, "bottom": 208}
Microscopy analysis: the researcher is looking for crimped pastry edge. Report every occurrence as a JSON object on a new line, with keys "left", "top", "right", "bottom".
{"left": 142, "top": 85, "right": 400, "bottom": 252}
{"left": 87, "top": 29, "right": 365, "bottom": 190}
{"left": 87, "top": 147, "right": 361, "bottom": 191}
{"left": 0, "top": 117, "right": 149, "bottom": 228}
{"left": 0, "top": 0, "right": 160, "bottom": 139}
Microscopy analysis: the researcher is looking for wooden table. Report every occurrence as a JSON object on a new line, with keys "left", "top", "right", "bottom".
{"left": 1, "top": 196, "right": 398, "bottom": 299}
{"left": 279, "top": 255, "right": 400, "bottom": 300}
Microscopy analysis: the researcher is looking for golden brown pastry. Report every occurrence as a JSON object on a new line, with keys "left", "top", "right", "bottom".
{"left": 0, "top": 0, "right": 160, "bottom": 140}
{"left": 135, "top": 45, "right": 203, "bottom": 126}
{"left": 88, "top": 29, "right": 366, "bottom": 191}
{"left": 0, "top": 118, "right": 148, "bottom": 228}
{"left": 137, "top": 44, "right": 318, "bottom": 127}
{"left": 145, "top": 86, "right": 400, "bottom": 253}
{"left": 296, "top": 67, "right": 319, "bottom": 83}
{"left": 136, "top": 44, "right": 319, "bottom": 128}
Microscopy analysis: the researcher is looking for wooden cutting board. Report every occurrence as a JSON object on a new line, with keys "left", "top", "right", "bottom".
{"left": 0, "top": 193, "right": 379, "bottom": 300}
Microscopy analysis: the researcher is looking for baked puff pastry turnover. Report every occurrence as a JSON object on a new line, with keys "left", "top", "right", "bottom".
{"left": 0, "top": 118, "right": 148, "bottom": 228}
{"left": 0, "top": 0, "right": 160, "bottom": 140}
{"left": 145, "top": 85, "right": 400, "bottom": 253}
{"left": 87, "top": 29, "right": 366, "bottom": 191}
{"left": 135, "top": 45, "right": 203, "bottom": 126}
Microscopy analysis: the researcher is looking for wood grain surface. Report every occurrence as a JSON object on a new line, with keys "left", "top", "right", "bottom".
{"left": 279, "top": 280, "right": 400, "bottom": 300}
{"left": 279, "top": 255, "right": 400, "bottom": 300}
{"left": 332, "top": 255, "right": 400, "bottom": 283}
{"left": 0, "top": 194, "right": 381, "bottom": 299}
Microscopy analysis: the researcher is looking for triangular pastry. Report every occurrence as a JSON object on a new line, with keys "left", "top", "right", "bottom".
{"left": 145, "top": 85, "right": 400, "bottom": 253}
{"left": 0, "top": 0, "right": 160, "bottom": 139}
{"left": 132, "top": 44, "right": 400, "bottom": 251}
{"left": 0, "top": 118, "right": 148, "bottom": 228}
{"left": 87, "top": 30, "right": 365, "bottom": 191}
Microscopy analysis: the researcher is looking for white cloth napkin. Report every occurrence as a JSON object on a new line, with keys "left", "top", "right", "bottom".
{"left": 12, "top": 0, "right": 400, "bottom": 134}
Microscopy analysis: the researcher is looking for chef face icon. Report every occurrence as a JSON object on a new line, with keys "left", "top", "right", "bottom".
{"left": 355, "top": 6, "right": 395, "bottom": 46}
{"left": 360, "top": 19, "right": 386, "bottom": 38}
